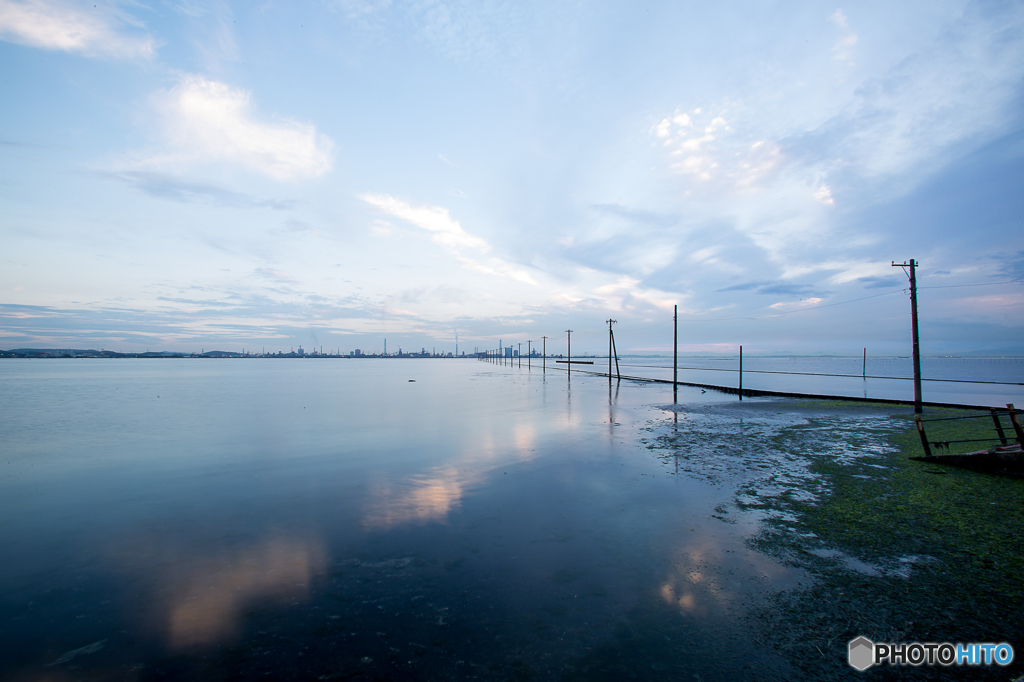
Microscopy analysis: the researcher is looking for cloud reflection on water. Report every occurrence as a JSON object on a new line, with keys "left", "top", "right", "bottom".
{"left": 360, "top": 413, "right": 544, "bottom": 530}
{"left": 361, "top": 467, "right": 478, "bottom": 530}
{"left": 166, "top": 536, "right": 326, "bottom": 648}
{"left": 656, "top": 520, "right": 805, "bottom": 622}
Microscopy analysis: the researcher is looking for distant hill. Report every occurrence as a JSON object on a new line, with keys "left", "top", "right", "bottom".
{"left": 1, "top": 348, "right": 188, "bottom": 358}
{"left": 3, "top": 348, "right": 111, "bottom": 357}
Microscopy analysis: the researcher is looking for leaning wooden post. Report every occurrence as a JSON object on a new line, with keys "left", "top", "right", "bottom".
{"left": 1007, "top": 404, "right": 1024, "bottom": 445}
{"left": 914, "top": 414, "right": 933, "bottom": 457}
{"left": 991, "top": 409, "right": 1009, "bottom": 446}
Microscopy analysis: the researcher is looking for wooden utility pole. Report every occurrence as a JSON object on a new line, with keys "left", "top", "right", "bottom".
{"left": 606, "top": 319, "right": 617, "bottom": 380}
{"left": 611, "top": 326, "right": 620, "bottom": 379}
{"left": 893, "top": 259, "right": 923, "bottom": 413}
{"left": 542, "top": 336, "right": 547, "bottom": 372}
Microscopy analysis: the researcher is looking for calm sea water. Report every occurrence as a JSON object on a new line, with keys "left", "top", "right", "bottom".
{"left": 578, "top": 356, "right": 1024, "bottom": 407}
{"left": 0, "top": 357, "right": 1011, "bottom": 680}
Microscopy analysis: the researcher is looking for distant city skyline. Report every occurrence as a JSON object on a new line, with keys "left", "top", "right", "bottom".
{"left": 1, "top": 0, "right": 1023, "bottom": 356}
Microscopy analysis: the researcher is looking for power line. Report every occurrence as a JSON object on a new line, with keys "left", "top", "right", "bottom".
{"left": 674, "top": 289, "right": 906, "bottom": 323}
{"left": 534, "top": 278, "right": 1023, "bottom": 342}
{"left": 661, "top": 278, "right": 1024, "bottom": 325}
{"left": 611, "top": 362, "right": 1024, "bottom": 386}
{"left": 920, "top": 279, "right": 1023, "bottom": 290}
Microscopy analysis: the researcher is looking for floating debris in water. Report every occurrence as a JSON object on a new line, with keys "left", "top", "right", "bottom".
{"left": 45, "top": 639, "right": 107, "bottom": 666}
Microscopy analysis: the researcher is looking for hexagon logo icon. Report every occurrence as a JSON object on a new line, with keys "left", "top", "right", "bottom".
{"left": 848, "top": 636, "right": 874, "bottom": 671}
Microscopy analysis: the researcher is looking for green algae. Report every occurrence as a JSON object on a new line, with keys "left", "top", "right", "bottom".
{"left": 649, "top": 401, "right": 1024, "bottom": 680}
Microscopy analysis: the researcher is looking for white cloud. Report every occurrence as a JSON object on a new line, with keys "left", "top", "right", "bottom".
{"left": 645, "top": 2, "right": 1024, "bottom": 278}
{"left": 252, "top": 268, "right": 297, "bottom": 283}
{"left": 454, "top": 255, "right": 536, "bottom": 285}
{"left": 0, "top": 0, "right": 155, "bottom": 58}
{"left": 150, "top": 75, "right": 334, "bottom": 181}
{"left": 814, "top": 184, "right": 834, "bottom": 206}
{"left": 360, "top": 194, "right": 544, "bottom": 287}
{"left": 331, "top": 0, "right": 392, "bottom": 20}
{"left": 779, "top": 259, "right": 891, "bottom": 284}
{"left": 688, "top": 247, "right": 720, "bottom": 265}
{"left": 769, "top": 297, "right": 823, "bottom": 309}
{"left": 652, "top": 108, "right": 781, "bottom": 188}
{"left": 360, "top": 193, "right": 490, "bottom": 252}
{"left": 593, "top": 276, "right": 676, "bottom": 311}
{"left": 829, "top": 9, "right": 858, "bottom": 62}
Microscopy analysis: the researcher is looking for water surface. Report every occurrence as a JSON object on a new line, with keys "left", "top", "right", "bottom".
{"left": 0, "top": 358, "right": 913, "bottom": 680}
{"left": 586, "top": 355, "right": 1024, "bottom": 406}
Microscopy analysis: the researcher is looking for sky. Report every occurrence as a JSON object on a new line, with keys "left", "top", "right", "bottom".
{"left": 1, "top": 0, "right": 1023, "bottom": 356}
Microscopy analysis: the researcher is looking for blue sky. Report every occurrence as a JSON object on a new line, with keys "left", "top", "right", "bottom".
{"left": 1, "top": 0, "right": 1022, "bottom": 356}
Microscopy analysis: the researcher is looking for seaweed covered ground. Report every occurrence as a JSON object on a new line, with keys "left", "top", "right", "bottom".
{"left": 646, "top": 399, "right": 1024, "bottom": 680}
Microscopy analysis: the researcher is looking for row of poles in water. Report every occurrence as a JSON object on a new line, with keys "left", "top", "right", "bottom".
{"left": 479, "top": 259, "right": 925, "bottom": 411}
{"left": 477, "top": 308, "right": 714, "bottom": 401}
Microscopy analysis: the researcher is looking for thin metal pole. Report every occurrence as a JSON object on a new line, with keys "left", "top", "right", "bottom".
{"left": 527, "top": 341, "right": 531, "bottom": 369}
{"left": 542, "top": 336, "right": 547, "bottom": 372}
{"left": 673, "top": 304, "right": 678, "bottom": 401}
{"left": 739, "top": 345, "right": 743, "bottom": 401}
{"left": 566, "top": 330, "right": 573, "bottom": 376}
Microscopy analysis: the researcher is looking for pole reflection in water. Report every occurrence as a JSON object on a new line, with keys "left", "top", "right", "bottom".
{"left": 1, "top": 359, "right": 804, "bottom": 680}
